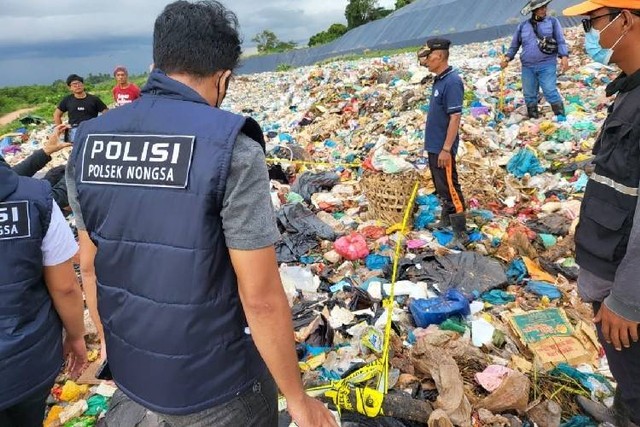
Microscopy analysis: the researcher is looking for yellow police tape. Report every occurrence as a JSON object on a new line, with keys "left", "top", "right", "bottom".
{"left": 278, "top": 181, "right": 420, "bottom": 418}
{"left": 265, "top": 158, "right": 363, "bottom": 169}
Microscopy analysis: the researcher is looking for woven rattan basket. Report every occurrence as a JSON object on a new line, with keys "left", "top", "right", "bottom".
{"left": 360, "top": 169, "right": 434, "bottom": 226}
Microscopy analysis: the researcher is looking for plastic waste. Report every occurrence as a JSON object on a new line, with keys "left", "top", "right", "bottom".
{"left": 409, "top": 289, "right": 471, "bottom": 328}
{"left": 279, "top": 264, "right": 320, "bottom": 293}
{"left": 59, "top": 381, "right": 88, "bottom": 402}
{"left": 334, "top": 233, "right": 370, "bottom": 261}
{"left": 506, "top": 148, "right": 545, "bottom": 178}
{"left": 482, "top": 289, "right": 515, "bottom": 305}
{"left": 471, "top": 318, "right": 496, "bottom": 347}
{"left": 290, "top": 171, "right": 340, "bottom": 202}
{"left": 506, "top": 258, "right": 527, "bottom": 284}
{"left": 561, "top": 415, "right": 598, "bottom": 427}
{"left": 439, "top": 317, "right": 467, "bottom": 334}
{"left": 525, "top": 281, "right": 562, "bottom": 300}
{"left": 365, "top": 254, "right": 391, "bottom": 270}
{"left": 84, "top": 395, "right": 108, "bottom": 417}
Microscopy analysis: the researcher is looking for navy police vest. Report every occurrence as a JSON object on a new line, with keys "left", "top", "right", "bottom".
{"left": 72, "top": 70, "right": 267, "bottom": 415}
{"left": 0, "top": 165, "right": 60, "bottom": 410}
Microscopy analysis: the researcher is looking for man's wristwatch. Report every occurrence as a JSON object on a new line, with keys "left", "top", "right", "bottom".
{"left": 442, "top": 148, "right": 451, "bottom": 153}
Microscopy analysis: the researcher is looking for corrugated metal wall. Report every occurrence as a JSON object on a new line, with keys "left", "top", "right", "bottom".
{"left": 237, "top": 0, "right": 582, "bottom": 74}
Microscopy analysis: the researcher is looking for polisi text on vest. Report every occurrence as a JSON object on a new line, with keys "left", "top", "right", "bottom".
{"left": 80, "top": 134, "right": 194, "bottom": 189}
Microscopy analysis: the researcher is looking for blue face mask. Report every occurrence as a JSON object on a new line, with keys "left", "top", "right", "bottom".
{"left": 584, "top": 14, "right": 625, "bottom": 65}
{"left": 585, "top": 29, "right": 613, "bottom": 64}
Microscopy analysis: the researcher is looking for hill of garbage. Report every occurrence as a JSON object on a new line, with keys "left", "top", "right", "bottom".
{"left": 1, "top": 27, "right": 621, "bottom": 427}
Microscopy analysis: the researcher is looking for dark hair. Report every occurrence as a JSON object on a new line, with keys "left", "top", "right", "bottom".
{"left": 153, "top": 0, "right": 242, "bottom": 76}
{"left": 66, "top": 74, "right": 84, "bottom": 86}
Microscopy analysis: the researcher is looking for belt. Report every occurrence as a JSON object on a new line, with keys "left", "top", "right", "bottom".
{"left": 590, "top": 172, "right": 639, "bottom": 197}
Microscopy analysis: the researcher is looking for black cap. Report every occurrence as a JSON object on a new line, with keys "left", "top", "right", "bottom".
{"left": 66, "top": 74, "right": 84, "bottom": 86}
{"left": 417, "top": 38, "right": 451, "bottom": 58}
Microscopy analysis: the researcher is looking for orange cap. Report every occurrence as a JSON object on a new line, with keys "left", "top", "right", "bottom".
{"left": 564, "top": 0, "right": 640, "bottom": 16}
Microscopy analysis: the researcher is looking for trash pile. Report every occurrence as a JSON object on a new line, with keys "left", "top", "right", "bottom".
{"left": 3, "top": 27, "right": 622, "bottom": 425}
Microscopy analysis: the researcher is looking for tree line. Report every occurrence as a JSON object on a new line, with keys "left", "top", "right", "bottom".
{"left": 252, "top": 0, "right": 415, "bottom": 54}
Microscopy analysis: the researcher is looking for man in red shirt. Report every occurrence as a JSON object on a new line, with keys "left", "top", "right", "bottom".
{"left": 112, "top": 66, "right": 141, "bottom": 106}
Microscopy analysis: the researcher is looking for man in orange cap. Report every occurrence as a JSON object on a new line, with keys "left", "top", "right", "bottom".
{"left": 564, "top": 1, "right": 640, "bottom": 425}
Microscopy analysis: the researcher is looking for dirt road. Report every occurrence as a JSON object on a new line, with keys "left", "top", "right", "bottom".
{"left": 0, "top": 107, "right": 37, "bottom": 127}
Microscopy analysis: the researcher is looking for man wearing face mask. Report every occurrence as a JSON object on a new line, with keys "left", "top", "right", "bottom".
{"left": 563, "top": 1, "right": 640, "bottom": 425}
{"left": 501, "top": 0, "right": 570, "bottom": 119}
{"left": 64, "top": 1, "right": 338, "bottom": 426}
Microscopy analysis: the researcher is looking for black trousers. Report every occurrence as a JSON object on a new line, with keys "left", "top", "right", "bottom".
{"left": 0, "top": 380, "right": 53, "bottom": 427}
{"left": 593, "top": 302, "right": 640, "bottom": 424}
{"left": 428, "top": 152, "right": 465, "bottom": 216}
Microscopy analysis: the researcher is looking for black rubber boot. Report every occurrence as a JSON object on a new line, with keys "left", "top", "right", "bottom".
{"left": 526, "top": 104, "right": 540, "bottom": 119}
{"left": 433, "top": 210, "right": 451, "bottom": 229}
{"left": 577, "top": 395, "right": 639, "bottom": 427}
{"left": 448, "top": 213, "right": 470, "bottom": 249}
{"left": 551, "top": 102, "right": 566, "bottom": 117}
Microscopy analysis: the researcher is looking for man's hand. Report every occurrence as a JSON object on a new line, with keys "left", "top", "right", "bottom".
{"left": 63, "top": 336, "right": 88, "bottom": 379}
{"left": 43, "top": 124, "right": 72, "bottom": 156}
{"left": 437, "top": 150, "right": 452, "bottom": 169}
{"left": 594, "top": 304, "right": 639, "bottom": 351}
{"left": 500, "top": 59, "right": 509, "bottom": 69}
{"left": 288, "top": 395, "right": 339, "bottom": 427}
{"left": 559, "top": 57, "right": 569, "bottom": 74}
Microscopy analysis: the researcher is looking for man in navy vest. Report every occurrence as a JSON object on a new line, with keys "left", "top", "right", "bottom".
{"left": 66, "top": 1, "right": 338, "bottom": 426}
{"left": 564, "top": 1, "right": 640, "bottom": 425}
{"left": 0, "top": 127, "right": 86, "bottom": 427}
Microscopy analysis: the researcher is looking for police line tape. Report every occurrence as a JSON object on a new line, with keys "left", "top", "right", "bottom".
{"left": 265, "top": 158, "right": 363, "bottom": 169}
{"left": 278, "top": 181, "right": 420, "bottom": 418}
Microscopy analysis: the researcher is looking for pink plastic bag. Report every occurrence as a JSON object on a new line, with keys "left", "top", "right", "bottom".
{"left": 334, "top": 233, "right": 370, "bottom": 261}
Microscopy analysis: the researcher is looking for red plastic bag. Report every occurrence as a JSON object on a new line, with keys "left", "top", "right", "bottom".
{"left": 334, "top": 233, "right": 369, "bottom": 261}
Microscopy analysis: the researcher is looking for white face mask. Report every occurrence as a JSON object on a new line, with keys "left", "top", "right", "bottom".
{"left": 585, "top": 14, "right": 626, "bottom": 65}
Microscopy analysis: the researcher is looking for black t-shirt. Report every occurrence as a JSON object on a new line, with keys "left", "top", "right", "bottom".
{"left": 58, "top": 94, "right": 107, "bottom": 126}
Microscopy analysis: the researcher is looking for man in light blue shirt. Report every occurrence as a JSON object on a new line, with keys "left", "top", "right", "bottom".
{"left": 501, "top": 0, "right": 570, "bottom": 119}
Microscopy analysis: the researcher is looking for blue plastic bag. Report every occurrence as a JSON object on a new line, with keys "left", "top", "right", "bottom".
{"left": 506, "top": 258, "right": 527, "bottom": 284}
{"left": 409, "top": 289, "right": 471, "bottom": 327}
{"left": 507, "top": 148, "right": 546, "bottom": 178}
{"left": 414, "top": 195, "right": 440, "bottom": 230}
{"left": 433, "top": 230, "right": 454, "bottom": 246}
{"left": 525, "top": 281, "right": 562, "bottom": 300}
{"left": 561, "top": 416, "right": 597, "bottom": 427}
{"left": 365, "top": 254, "right": 391, "bottom": 271}
{"left": 482, "top": 289, "right": 516, "bottom": 305}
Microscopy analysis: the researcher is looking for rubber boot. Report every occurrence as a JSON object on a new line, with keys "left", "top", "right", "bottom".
{"left": 448, "top": 213, "right": 470, "bottom": 249}
{"left": 551, "top": 102, "right": 566, "bottom": 117}
{"left": 526, "top": 104, "right": 540, "bottom": 119}
{"left": 433, "top": 210, "right": 451, "bottom": 229}
{"left": 576, "top": 395, "right": 639, "bottom": 427}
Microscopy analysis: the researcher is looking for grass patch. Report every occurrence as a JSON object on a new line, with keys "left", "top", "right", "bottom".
{"left": 314, "top": 45, "right": 421, "bottom": 66}
{"left": 276, "top": 63, "right": 294, "bottom": 72}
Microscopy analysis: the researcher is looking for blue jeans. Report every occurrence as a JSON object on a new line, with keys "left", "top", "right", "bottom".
{"left": 522, "top": 63, "right": 562, "bottom": 106}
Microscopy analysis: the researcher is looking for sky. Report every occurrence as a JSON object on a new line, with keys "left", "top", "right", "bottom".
{"left": 0, "top": 0, "right": 395, "bottom": 87}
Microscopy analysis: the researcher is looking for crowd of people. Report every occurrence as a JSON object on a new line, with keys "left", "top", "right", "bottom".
{"left": 1, "top": 0, "right": 639, "bottom": 425}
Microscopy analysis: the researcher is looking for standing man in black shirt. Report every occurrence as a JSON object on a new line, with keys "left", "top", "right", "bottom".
{"left": 54, "top": 74, "right": 108, "bottom": 142}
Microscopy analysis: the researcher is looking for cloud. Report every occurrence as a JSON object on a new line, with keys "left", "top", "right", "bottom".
{"left": 0, "top": 0, "right": 395, "bottom": 86}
